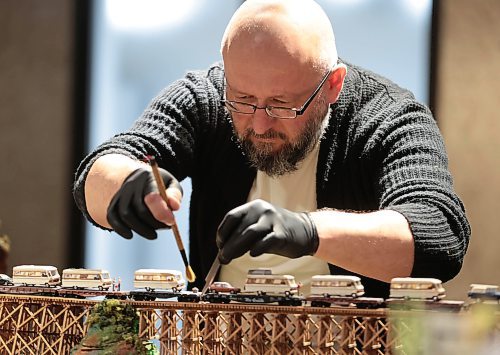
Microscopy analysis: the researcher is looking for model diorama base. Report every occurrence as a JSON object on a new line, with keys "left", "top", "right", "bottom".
{"left": 0, "top": 294, "right": 498, "bottom": 354}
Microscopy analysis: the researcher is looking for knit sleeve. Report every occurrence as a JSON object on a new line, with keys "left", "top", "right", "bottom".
{"left": 374, "top": 100, "right": 470, "bottom": 282}
{"left": 73, "top": 64, "right": 227, "bottom": 228}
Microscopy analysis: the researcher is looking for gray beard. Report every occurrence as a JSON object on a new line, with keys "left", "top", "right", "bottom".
{"left": 236, "top": 100, "right": 331, "bottom": 177}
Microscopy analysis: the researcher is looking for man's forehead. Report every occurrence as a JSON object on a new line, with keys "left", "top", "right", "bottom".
{"left": 225, "top": 53, "right": 319, "bottom": 79}
{"left": 224, "top": 65, "right": 313, "bottom": 98}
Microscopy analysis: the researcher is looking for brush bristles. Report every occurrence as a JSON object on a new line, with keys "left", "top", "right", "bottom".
{"left": 186, "top": 265, "right": 196, "bottom": 283}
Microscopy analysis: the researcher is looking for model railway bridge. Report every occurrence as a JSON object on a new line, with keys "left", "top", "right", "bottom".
{"left": 0, "top": 294, "right": 498, "bottom": 354}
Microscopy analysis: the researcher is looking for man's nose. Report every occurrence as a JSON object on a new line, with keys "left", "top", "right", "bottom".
{"left": 251, "top": 108, "right": 276, "bottom": 135}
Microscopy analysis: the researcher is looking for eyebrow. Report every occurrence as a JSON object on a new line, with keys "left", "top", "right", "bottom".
{"left": 226, "top": 81, "right": 296, "bottom": 101}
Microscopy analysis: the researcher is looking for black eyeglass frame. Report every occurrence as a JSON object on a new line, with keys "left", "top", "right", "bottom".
{"left": 221, "top": 66, "right": 334, "bottom": 119}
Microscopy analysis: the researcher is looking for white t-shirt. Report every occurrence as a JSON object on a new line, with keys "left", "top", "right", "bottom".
{"left": 219, "top": 143, "right": 330, "bottom": 294}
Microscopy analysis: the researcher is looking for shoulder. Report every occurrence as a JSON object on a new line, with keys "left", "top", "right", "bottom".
{"left": 184, "top": 62, "right": 225, "bottom": 91}
{"left": 149, "top": 62, "right": 225, "bottom": 109}
{"left": 327, "top": 60, "right": 438, "bottom": 155}
{"left": 344, "top": 61, "right": 418, "bottom": 106}
{"left": 338, "top": 60, "right": 432, "bottom": 122}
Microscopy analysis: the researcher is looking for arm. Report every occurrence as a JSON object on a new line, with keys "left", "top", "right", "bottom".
{"left": 310, "top": 99, "right": 469, "bottom": 283}
{"left": 311, "top": 209, "right": 414, "bottom": 283}
{"left": 73, "top": 64, "right": 227, "bottom": 232}
{"left": 85, "top": 154, "right": 144, "bottom": 228}
{"left": 216, "top": 100, "right": 469, "bottom": 284}
{"left": 312, "top": 99, "right": 470, "bottom": 282}
{"left": 217, "top": 200, "right": 413, "bottom": 283}
{"left": 84, "top": 154, "right": 181, "bottom": 230}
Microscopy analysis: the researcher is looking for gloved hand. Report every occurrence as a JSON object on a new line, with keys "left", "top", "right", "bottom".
{"left": 106, "top": 167, "right": 182, "bottom": 240}
{"left": 216, "top": 199, "right": 319, "bottom": 264}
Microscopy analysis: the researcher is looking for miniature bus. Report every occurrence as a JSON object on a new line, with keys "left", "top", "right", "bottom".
{"left": 12, "top": 265, "right": 60, "bottom": 287}
{"left": 310, "top": 275, "right": 365, "bottom": 298}
{"left": 133, "top": 269, "right": 185, "bottom": 292}
{"left": 389, "top": 277, "right": 445, "bottom": 300}
{"left": 467, "top": 284, "right": 500, "bottom": 301}
{"left": 244, "top": 268, "right": 299, "bottom": 295}
{"left": 61, "top": 268, "right": 113, "bottom": 290}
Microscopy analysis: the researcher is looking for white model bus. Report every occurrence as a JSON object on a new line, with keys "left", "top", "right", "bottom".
{"left": 390, "top": 277, "right": 445, "bottom": 301}
{"left": 133, "top": 269, "right": 185, "bottom": 292}
{"left": 310, "top": 275, "right": 365, "bottom": 298}
{"left": 467, "top": 284, "right": 500, "bottom": 301}
{"left": 244, "top": 268, "right": 299, "bottom": 295}
{"left": 61, "top": 268, "right": 113, "bottom": 290}
{"left": 12, "top": 265, "right": 60, "bottom": 287}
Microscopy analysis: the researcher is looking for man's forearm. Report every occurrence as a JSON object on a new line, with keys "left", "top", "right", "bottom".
{"left": 310, "top": 209, "right": 414, "bottom": 282}
{"left": 85, "top": 154, "right": 146, "bottom": 228}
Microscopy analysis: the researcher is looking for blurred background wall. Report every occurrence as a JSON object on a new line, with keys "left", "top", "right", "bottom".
{"left": 435, "top": 0, "right": 500, "bottom": 297}
{"left": 0, "top": 0, "right": 498, "bottom": 299}
{"left": 0, "top": 0, "right": 73, "bottom": 269}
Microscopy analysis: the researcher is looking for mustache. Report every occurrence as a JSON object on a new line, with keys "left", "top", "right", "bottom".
{"left": 244, "top": 129, "right": 287, "bottom": 141}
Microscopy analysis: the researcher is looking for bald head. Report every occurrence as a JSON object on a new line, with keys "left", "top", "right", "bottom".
{"left": 221, "top": 0, "right": 337, "bottom": 74}
{"left": 221, "top": 1, "right": 347, "bottom": 177}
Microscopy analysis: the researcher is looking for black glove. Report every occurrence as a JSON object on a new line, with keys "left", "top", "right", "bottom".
{"left": 216, "top": 199, "right": 319, "bottom": 264}
{"left": 107, "top": 167, "right": 182, "bottom": 240}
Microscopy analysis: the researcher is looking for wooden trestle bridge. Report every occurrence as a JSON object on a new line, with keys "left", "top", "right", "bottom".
{"left": 0, "top": 294, "right": 498, "bottom": 354}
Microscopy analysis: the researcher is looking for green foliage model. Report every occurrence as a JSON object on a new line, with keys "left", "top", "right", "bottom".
{"left": 71, "top": 299, "right": 158, "bottom": 355}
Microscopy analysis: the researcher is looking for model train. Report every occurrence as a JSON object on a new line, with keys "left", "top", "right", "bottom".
{"left": 0, "top": 265, "right": 496, "bottom": 310}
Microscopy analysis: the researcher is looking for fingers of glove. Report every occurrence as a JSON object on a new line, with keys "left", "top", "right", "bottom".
{"left": 141, "top": 167, "right": 182, "bottom": 212}
{"left": 248, "top": 231, "right": 286, "bottom": 258}
{"left": 118, "top": 187, "right": 158, "bottom": 240}
{"left": 144, "top": 192, "right": 176, "bottom": 227}
{"left": 107, "top": 194, "right": 133, "bottom": 239}
{"left": 216, "top": 203, "right": 250, "bottom": 249}
{"left": 217, "top": 199, "right": 272, "bottom": 248}
{"left": 219, "top": 219, "right": 272, "bottom": 264}
{"left": 134, "top": 193, "right": 168, "bottom": 230}
{"left": 119, "top": 209, "right": 158, "bottom": 240}
{"left": 107, "top": 168, "right": 161, "bottom": 240}
{"left": 143, "top": 167, "right": 183, "bottom": 196}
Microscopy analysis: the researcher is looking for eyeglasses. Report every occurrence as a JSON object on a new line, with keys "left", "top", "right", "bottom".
{"left": 222, "top": 67, "right": 333, "bottom": 120}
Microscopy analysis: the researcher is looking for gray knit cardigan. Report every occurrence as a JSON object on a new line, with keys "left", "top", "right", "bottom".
{"left": 73, "top": 61, "right": 470, "bottom": 297}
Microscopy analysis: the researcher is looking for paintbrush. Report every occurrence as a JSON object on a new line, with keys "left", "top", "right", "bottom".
{"left": 201, "top": 251, "right": 221, "bottom": 295}
{"left": 147, "top": 156, "right": 196, "bottom": 283}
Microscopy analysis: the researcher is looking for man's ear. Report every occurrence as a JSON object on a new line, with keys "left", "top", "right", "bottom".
{"left": 325, "top": 63, "right": 347, "bottom": 104}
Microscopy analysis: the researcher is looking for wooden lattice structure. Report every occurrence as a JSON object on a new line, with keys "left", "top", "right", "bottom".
{"left": 0, "top": 294, "right": 498, "bottom": 354}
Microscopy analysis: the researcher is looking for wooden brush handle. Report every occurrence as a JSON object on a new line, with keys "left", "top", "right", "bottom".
{"left": 149, "top": 158, "right": 186, "bottom": 252}
{"left": 148, "top": 156, "right": 195, "bottom": 282}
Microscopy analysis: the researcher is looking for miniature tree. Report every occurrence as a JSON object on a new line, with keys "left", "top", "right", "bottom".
{"left": 71, "top": 299, "right": 158, "bottom": 355}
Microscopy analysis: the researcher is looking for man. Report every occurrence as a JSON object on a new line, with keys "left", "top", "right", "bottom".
{"left": 73, "top": 0, "right": 470, "bottom": 297}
